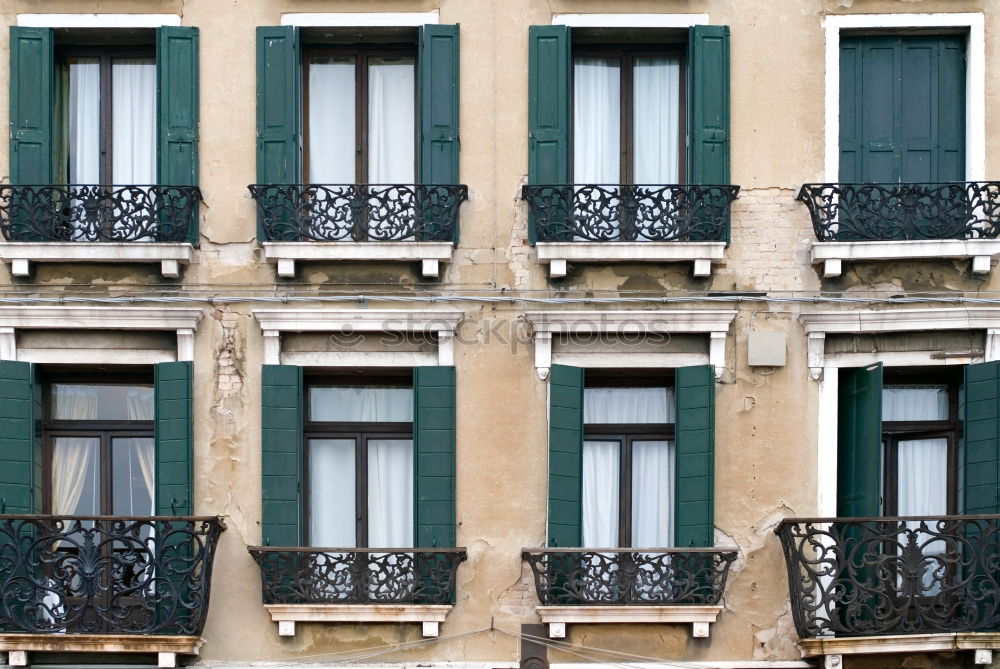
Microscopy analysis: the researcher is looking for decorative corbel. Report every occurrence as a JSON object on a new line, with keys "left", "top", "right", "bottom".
{"left": 709, "top": 331, "right": 727, "bottom": 381}
{"left": 808, "top": 332, "right": 826, "bottom": 380}
{"left": 263, "top": 330, "right": 281, "bottom": 365}
{"left": 534, "top": 331, "right": 552, "bottom": 380}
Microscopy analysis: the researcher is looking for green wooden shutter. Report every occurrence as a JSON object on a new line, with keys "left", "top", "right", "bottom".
{"left": 256, "top": 26, "right": 302, "bottom": 188}
{"left": 419, "top": 25, "right": 460, "bottom": 187}
{"left": 157, "top": 27, "right": 200, "bottom": 244}
{"left": 0, "top": 361, "right": 40, "bottom": 515}
{"left": 9, "top": 27, "right": 53, "bottom": 185}
{"left": 262, "top": 364, "right": 303, "bottom": 547}
{"left": 548, "top": 364, "right": 583, "bottom": 547}
{"left": 528, "top": 25, "right": 571, "bottom": 245}
{"left": 154, "top": 362, "right": 193, "bottom": 516}
{"left": 840, "top": 36, "right": 965, "bottom": 183}
{"left": 414, "top": 366, "right": 456, "bottom": 548}
{"left": 837, "top": 364, "right": 883, "bottom": 518}
{"left": 687, "top": 26, "right": 730, "bottom": 186}
{"left": 675, "top": 365, "right": 715, "bottom": 547}
{"left": 964, "top": 361, "right": 1000, "bottom": 514}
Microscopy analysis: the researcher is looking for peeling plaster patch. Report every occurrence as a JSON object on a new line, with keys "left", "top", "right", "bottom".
{"left": 752, "top": 602, "right": 799, "bottom": 660}
{"left": 509, "top": 176, "right": 531, "bottom": 290}
{"left": 495, "top": 556, "right": 537, "bottom": 618}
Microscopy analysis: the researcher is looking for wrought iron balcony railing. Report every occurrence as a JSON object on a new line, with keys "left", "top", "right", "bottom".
{"left": 247, "top": 547, "right": 467, "bottom": 605}
{"left": 249, "top": 184, "right": 468, "bottom": 243}
{"left": 776, "top": 515, "right": 1000, "bottom": 638}
{"left": 522, "top": 184, "right": 739, "bottom": 243}
{"left": 797, "top": 182, "right": 1000, "bottom": 242}
{"left": 0, "top": 515, "right": 225, "bottom": 636}
{"left": 0, "top": 185, "right": 200, "bottom": 243}
{"left": 521, "top": 549, "right": 737, "bottom": 606}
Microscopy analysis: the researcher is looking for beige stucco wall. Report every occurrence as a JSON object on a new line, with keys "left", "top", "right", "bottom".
{"left": 0, "top": 1, "right": 996, "bottom": 667}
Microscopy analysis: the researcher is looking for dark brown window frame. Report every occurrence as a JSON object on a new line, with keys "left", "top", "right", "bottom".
{"left": 303, "top": 375, "right": 414, "bottom": 548}
{"left": 56, "top": 44, "right": 157, "bottom": 187}
{"left": 880, "top": 367, "right": 961, "bottom": 516}
{"left": 41, "top": 372, "right": 155, "bottom": 516}
{"left": 570, "top": 44, "right": 687, "bottom": 185}
{"left": 303, "top": 45, "right": 418, "bottom": 185}
{"left": 583, "top": 370, "right": 675, "bottom": 547}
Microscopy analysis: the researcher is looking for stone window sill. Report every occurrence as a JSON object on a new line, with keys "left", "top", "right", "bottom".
{"left": 263, "top": 603, "right": 453, "bottom": 638}
{"left": 535, "top": 604, "right": 722, "bottom": 639}
{"left": 0, "top": 633, "right": 203, "bottom": 668}
{"left": 535, "top": 241, "right": 725, "bottom": 278}
{"left": 810, "top": 239, "right": 1000, "bottom": 277}
{"left": 798, "top": 632, "right": 1000, "bottom": 667}
{"left": 0, "top": 242, "right": 193, "bottom": 278}
{"left": 262, "top": 241, "right": 454, "bottom": 278}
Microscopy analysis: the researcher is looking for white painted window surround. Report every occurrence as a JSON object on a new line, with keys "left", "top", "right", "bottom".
{"left": 17, "top": 14, "right": 181, "bottom": 28}
{"left": 281, "top": 12, "right": 439, "bottom": 27}
{"left": 802, "top": 307, "right": 1000, "bottom": 517}
{"left": 823, "top": 13, "right": 985, "bottom": 182}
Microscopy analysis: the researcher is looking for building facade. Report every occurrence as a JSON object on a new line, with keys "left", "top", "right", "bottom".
{"left": 0, "top": 1, "right": 998, "bottom": 669}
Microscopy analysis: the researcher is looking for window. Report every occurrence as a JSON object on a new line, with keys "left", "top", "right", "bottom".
{"left": 572, "top": 41, "right": 684, "bottom": 185}
{"left": 59, "top": 44, "right": 157, "bottom": 188}
{"left": 43, "top": 376, "right": 155, "bottom": 516}
{"left": 881, "top": 370, "right": 960, "bottom": 517}
{"left": 305, "top": 379, "right": 414, "bottom": 548}
{"left": 305, "top": 47, "right": 416, "bottom": 185}
{"left": 582, "top": 378, "right": 675, "bottom": 547}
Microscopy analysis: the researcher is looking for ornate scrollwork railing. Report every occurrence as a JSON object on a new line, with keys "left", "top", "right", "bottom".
{"left": 521, "top": 184, "right": 739, "bottom": 243}
{"left": 520, "top": 549, "right": 736, "bottom": 606}
{"left": 797, "top": 182, "right": 1000, "bottom": 242}
{"left": 248, "top": 184, "right": 468, "bottom": 243}
{"left": 247, "top": 547, "right": 467, "bottom": 605}
{"left": 776, "top": 515, "right": 1000, "bottom": 638}
{"left": 0, "top": 185, "right": 200, "bottom": 243}
{"left": 0, "top": 515, "right": 225, "bottom": 636}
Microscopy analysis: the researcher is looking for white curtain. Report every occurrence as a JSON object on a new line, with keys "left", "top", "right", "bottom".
{"left": 112, "top": 59, "right": 156, "bottom": 186}
{"left": 69, "top": 60, "right": 100, "bottom": 185}
{"left": 309, "top": 439, "right": 356, "bottom": 547}
{"left": 882, "top": 386, "right": 948, "bottom": 422}
{"left": 897, "top": 438, "right": 948, "bottom": 517}
{"left": 631, "top": 440, "right": 674, "bottom": 547}
{"left": 368, "top": 58, "right": 415, "bottom": 184}
{"left": 53, "top": 438, "right": 99, "bottom": 515}
{"left": 582, "top": 441, "right": 620, "bottom": 547}
{"left": 633, "top": 57, "right": 680, "bottom": 184}
{"left": 309, "top": 58, "right": 356, "bottom": 183}
{"left": 368, "top": 439, "right": 413, "bottom": 547}
{"left": 309, "top": 386, "right": 413, "bottom": 422}
{"left": 584, "top": 387, "right": 674, "bottom": 424}
{"left": 573, "top": 57, "right": 620, "bottom": 184}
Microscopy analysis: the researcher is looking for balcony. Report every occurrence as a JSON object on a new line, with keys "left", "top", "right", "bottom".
{"left": 520, "top": 548, "right": 736, "bottom": 639}
{"left": 249, "top": 184, "right": 468, "bottom": 279}
{"left": 0, "top": 515, "right": 225, "bottom": 667}
{"left": 776, "top": 515, "right": 1000, "bottom": 662}
{"left": 0, "top": 185, "right": 200, "bottom": 278}
{"left": 247, "top": 547, "right": 467, "bottom": 638}
{"left": 521, "top": 184, "right": 739, "bottom": 278}
{"left": 797, "top": 182, "right": 1000, "bottom": 277}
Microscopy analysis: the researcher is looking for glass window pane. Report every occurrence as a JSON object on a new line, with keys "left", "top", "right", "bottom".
{"left": 882, "top": 385, "right": 949, "bottom": 421}
{"left": 111, "top": 59, "right": 156, "bottom": 185}
{"left": 309, "top": 386, "right": 413, "bottom": 422}
{"left": 52, "top": 437, "right": 100, "bottom": 515}
{"left": 309, "top": 439, "right": 356, "bottom": 546}
{"left": 368, "top": 57, "right": 415, "bottom": 183}
{"left": 368, "top": 439, "right": 413, "bottom": 547}
{"left": 582, "top": 440, "right": 620, "bottom": 547}
{"left": 68, "top": 59, "right": 100, "bottom": 185}
{"left": 309, "top": 57, "right": 356, "bottom": 183}
{"left": 51, "top": 384, "right": 153, "bottom": 421}
{"left": 897, "top": 437, "right": 948, "bottom": 516}
{"left": 633, "top": 57, "right": 680, "bottom": 184}
{"left": 574, "top": 57, "right": 620, "bottom": 183}
{"left": 584, "top": 387, "right": 674, "bottom": 424}
{"left": 631, "top": 441, "right": 674, "bottom": 547}
{"left": 112, "top": 437, "right": 155, "bottom": 516}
